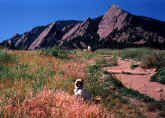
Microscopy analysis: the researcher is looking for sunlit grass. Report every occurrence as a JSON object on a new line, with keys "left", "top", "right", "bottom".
{"left": 1, "top": 48, "right": 164, "bottom": 118}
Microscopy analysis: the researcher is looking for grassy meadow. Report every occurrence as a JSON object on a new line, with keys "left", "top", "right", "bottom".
{"left": 0, "top": 47, "right": 165, "bottom": 118}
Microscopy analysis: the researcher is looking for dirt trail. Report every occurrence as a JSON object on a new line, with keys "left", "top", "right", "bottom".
{"left": 104, "top": 58, "right": 165, "bottom": 100}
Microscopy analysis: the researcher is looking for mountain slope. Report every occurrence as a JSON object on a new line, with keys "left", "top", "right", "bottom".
{"left": 1, "top": 26, "right": 46, "bottom": 49}
{"left": 1, "top": 5, "right": 165, "bottom": 49}
{"left": 97, "top": 5, "right": 165, "bottom": 49}
{"left": 28, "top": 20, "right": 80, "bottom": 50}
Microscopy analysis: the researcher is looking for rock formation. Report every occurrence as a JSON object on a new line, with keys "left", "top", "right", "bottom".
{"left": 1, "top": 5, "right": 165, "bottom": 50}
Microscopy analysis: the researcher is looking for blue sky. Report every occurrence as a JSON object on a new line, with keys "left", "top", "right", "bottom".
{"left": 0, "top": 0, "right": 165, "bottom": 41}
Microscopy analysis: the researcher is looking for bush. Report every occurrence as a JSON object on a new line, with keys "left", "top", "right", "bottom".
{"left": 121, "top": 48, "right": 153, "bottom": 60}
{"left": 39, "top": 46, "right": 70, "bottom": 59}
{"left": 150, "top": 68, "right": 165, "bottom": 84}
{"left": 130, "top": 63, "right": 139, "bottom": 69}
{"left": 109, "top": 56, "right": 118, "bottom": 66}
{"left": 141, "top": 51, "right": 165, "bottom": 69}
{"left": 95, "top": 57, "right": 107, "bottom": 66}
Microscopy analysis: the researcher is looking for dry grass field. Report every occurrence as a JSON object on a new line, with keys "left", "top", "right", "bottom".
{"left": 0, "top": 48, "right": 165, "bottom": 118}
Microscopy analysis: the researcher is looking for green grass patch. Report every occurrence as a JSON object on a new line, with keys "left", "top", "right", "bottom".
{"left": 120, "top": 48, "right": 153, "bottom": 60}
{"left": 0, "top": 65, "right": 14, "bottom": 79}
{"left": 120, "top": 88, "right": 155, "bottom": 102}
{"left": 151, "top": 67, "right": 165, "bottom": 84}
{"left": 85, "top": 63, "right": 147, "bottom": 117}
{"left": 95, "top": 49, "right": 121, "bottom": 56}
{"left": 0, "top": 49, "right": 16, "bottom": 63}
{"left": 39, "top": 46, "right": 70, "bottom": 59}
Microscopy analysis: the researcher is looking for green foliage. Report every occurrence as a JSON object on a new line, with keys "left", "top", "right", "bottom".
{"left": 0, "top": 62, "right": 56, "bottom": 93}
{"left": 15, "top": 63, "right": 34, "bottom": 80}
{"left": 0, "top": 49, "right": 16, "bottom": 63}
{"left": 151, "top": 68, "right": 165, "bottom": 84}
{"left": 31, "top": 65, "right": 56, "bottom": 92}
{"left": 86, "top": 63, "right": 108, "bottom": 97}
{"left": 39, "top": 46, "right": 70, "bottom": 59}
{"left": 95, "top": 49, "right": 121, "bottom": 56}
{"left": 120, "top": 88, "right": 155, "bottom": 102}
{"left": 86, "top": 63, "right": 123, "bottom": 98}
{"left": 109, "top": 56, "right": 118, "bottom": 66}
{"left": 130, "top": 63, "right": 139, "bottom": 69}
{"left": 80, "top": 51, "right": 94, "bottom": 59}
{"left": 55, "top": 77, "right": 75, "bottom": 94}
{"left": 141, "top": 51, "right": 165, "bottom": 69}
{"left": 0, "top": 65, "right": 14, "bottom": 79}
{"left": 87, "top": 62, "right": 155, "bottom": 104}
{"left": 121, "top": 48, "right": 153, "bottom": 60}
{"left": 85, "top": 64, "right": 147, "bottom": 117}
{"left": 95, "top": 57, "right": 107, "bottom": 66}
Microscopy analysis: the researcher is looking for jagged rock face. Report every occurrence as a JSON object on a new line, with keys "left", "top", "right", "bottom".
{"left": 28, "top": 20, "right": 80, "bottom": 50}
{"left": 60, "top": 17, "right": 102, "bottom": 49}
{"left": 97, "top": 5, "right": 129, "bottom": 38}
{"left": 1, "top": 26, "right": 46, "bottom": 49}
{"left": 1, "top": 4, "right": 165, "bottom": 50}
{"left": 97, "top": 5, "right": 165, "bottom": 49}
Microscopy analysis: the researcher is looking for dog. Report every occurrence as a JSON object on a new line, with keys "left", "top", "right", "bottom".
{"left": 74, "top": 79, "right": 91, "bottom": 100}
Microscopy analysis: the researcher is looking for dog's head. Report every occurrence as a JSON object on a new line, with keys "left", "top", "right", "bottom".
{"left": 75, "top": 78, "right": 84, "bottom": 89}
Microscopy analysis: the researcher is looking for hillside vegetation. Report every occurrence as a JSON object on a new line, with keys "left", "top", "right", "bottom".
{"left": 0, "top": 47, "right": 165, "bottom": 118}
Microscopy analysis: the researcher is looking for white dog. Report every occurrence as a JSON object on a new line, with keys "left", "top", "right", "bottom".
{"left": 74, "top": 79, "right": 91, "bottom": 100}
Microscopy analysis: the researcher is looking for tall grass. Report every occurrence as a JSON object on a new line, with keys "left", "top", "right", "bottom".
{"left": 1, "top": 90, "right": 112, "bottom": 118}
{"left": 39, "top": 46, "right": 70, "bottom": 59}
{"left": 0, "top": 49, "right": 162, "bottom": 118}
{"left": 0, "top": 65, "right": 14, "bottom": 79}
{"left": 0, "top": 49, "right": 16, "bottom": 63}
{"left": 85, "top": 63, "right": 147, "bottom": 117}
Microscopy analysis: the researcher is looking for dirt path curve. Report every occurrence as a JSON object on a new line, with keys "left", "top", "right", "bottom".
{"left": 104, "top": 58, "right": 165, "bottom": 100}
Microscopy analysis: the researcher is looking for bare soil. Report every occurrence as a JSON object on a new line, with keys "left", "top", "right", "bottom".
{"left": 104, "top": 58, "right": 165, "bottom": 100}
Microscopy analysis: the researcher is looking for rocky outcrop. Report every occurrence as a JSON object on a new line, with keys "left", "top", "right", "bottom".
{"left": 60, "top": 16, "right": 102, "bottom": 49}
{"left": 1, "top": 26, "right": 46, "bottom": 49}
{"left": 97, "top": 5, "right": 129, "bottom": 38}
{"left": 1, "top": 5, "right": 165, "bottom": 50}
{"left": 98, "top": 5, "right": 165, "bottom": 49}
{"left": 28, "top": 20, "right": 80, "bottom": 49}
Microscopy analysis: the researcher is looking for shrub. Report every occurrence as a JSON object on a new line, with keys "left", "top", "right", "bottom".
{"left": 130, "top": 63, "right": 139, "bottom": 69}
{"left": 109, "top": 56, "right": 118, "bottom": 66}
{"left": 39, "top": 46, "right": 70, "bottom": 59}
{"left": 95, "top": 57, "right": 107, "bottom": 66}
{"left": 121, "top": 48, "right": 153, "bottom": 60}
{"left": 157, "top": 111, "right": 165, "bottom": 118}
{"left": 80, "top": 51, "right": 94, "bottom": 59}
{"left": 150, "top": 68, "right": 165, "bottom": 84}
{"left": 141, "top": 51, "right": 165, "bottom": 69}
